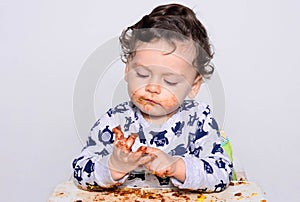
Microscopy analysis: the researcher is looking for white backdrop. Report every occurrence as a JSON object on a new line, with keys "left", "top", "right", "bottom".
{"left": 1, "top": 0, "right": 300, "bottom": 201}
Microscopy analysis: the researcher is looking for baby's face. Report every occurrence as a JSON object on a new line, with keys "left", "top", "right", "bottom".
{"left": 125, "top": 39, "right": 202, "bottom": 122}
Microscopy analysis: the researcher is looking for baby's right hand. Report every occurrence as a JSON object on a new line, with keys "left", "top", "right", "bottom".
{"left": 108, "top": 127, "right": 156, "bottom": 180}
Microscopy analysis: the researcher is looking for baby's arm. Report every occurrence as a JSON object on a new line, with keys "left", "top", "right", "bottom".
{"left": 171, "top": 109, "right": 233, "bottom": 192}
{"left": 171, "top": 142, "right": 233, "bottom": 192}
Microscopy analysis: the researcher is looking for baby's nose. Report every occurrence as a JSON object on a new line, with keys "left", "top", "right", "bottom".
{"left": 145, "top": 83, "right": 161, "bottom": 94}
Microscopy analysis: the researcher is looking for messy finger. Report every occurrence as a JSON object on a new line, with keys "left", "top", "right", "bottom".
{"left": 125, "top": 134, "right": 137, "bottom": 150}
{"left": 135, "top": 146, "right": 147, "bottom": 154}
{"left": 144, "top": 147, "right": 159, "bottom": 155}
{"left": 132, "top": 146, "right": 147, "bottom": 159}
{"left": 115, "top": 138, "right": 125, "bottom": 147}
{"left": 130, "top": 146, "right": 147, "bottom": 162}
{"left": 112, "top": 126, "right": 124, "bottom": 141}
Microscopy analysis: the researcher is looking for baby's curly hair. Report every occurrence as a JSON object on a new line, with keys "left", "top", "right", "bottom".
{"left": 119, "top": 3, "right": 214, "bottom": 79}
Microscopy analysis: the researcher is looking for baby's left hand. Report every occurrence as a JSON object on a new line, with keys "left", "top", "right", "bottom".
{"left": 143, "top": 147, "right": 181, "bottom": 178}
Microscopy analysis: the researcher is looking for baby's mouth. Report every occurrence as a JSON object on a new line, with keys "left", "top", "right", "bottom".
{"left": 138, "top": 97, "right": 159, "bottom": 106}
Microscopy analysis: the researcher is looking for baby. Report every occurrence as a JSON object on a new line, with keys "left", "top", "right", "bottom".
{"left": 72, "top": 3, "right": 233, "bottom": 192}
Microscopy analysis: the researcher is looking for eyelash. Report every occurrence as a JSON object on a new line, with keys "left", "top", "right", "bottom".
{"left": 136, "top": 71, "right": 178, "bottom": 86}
{"left": 136, "top": 72, "right": 149, "bottom": 78}
{"left": 164, "top": 80, "right": 178, "bottom": 86}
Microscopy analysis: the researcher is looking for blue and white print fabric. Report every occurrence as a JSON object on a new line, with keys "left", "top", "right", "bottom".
{"left": 72, "top": 100, "right": 233, "bottom": 192}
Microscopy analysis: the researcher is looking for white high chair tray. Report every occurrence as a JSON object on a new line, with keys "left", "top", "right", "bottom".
{"left": 48, "top": 180, "right": 266, "bottom": 202}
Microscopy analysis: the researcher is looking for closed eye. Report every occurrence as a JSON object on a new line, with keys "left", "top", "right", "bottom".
{"left": 136, "top": 71, "right": 149, "bottom": 78}
{"left": 164, "top": 79, "right": 178, "bottom": 86}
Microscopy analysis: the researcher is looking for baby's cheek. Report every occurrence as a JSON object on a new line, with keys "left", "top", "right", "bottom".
{"left": 131, "top": 92, "right": 146, "bottom": 105}
{"left": 130, "top": 91, "right": 141, "bottom": 101}
{"left": 160, "top": 95, "right": 179, "bottom": 110}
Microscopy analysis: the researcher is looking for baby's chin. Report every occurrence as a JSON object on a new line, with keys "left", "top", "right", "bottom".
{"left": 139, "top": 105, "right": 179, "bottom": 122}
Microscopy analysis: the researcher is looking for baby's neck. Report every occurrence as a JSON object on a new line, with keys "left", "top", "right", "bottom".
{"left": 141, "top": 110, "right": 178, "bottom": 125}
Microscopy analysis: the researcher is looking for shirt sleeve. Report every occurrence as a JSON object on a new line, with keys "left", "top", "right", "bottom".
{"left": 71, "top": 111, "right": 129, "bottom": 190}
{"left": 170, "top": 104, "right": 233, "bottom": 192}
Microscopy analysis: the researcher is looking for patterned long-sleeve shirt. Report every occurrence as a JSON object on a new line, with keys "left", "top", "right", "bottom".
{"left": 72, "top": 100, "right": 233, "bottom": 192}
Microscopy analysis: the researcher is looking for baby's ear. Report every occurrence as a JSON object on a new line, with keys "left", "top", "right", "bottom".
{"left": 188, "top": 75, "right": 202, "bottom": 99}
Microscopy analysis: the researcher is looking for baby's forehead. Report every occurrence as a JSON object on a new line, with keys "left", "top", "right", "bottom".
{"left": 134, "top": 39, "right": 197, "bottom": 66}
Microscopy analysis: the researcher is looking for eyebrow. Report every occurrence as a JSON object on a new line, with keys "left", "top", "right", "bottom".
{"left": 132, "top": 62, "right": 150, "bottom": 70}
